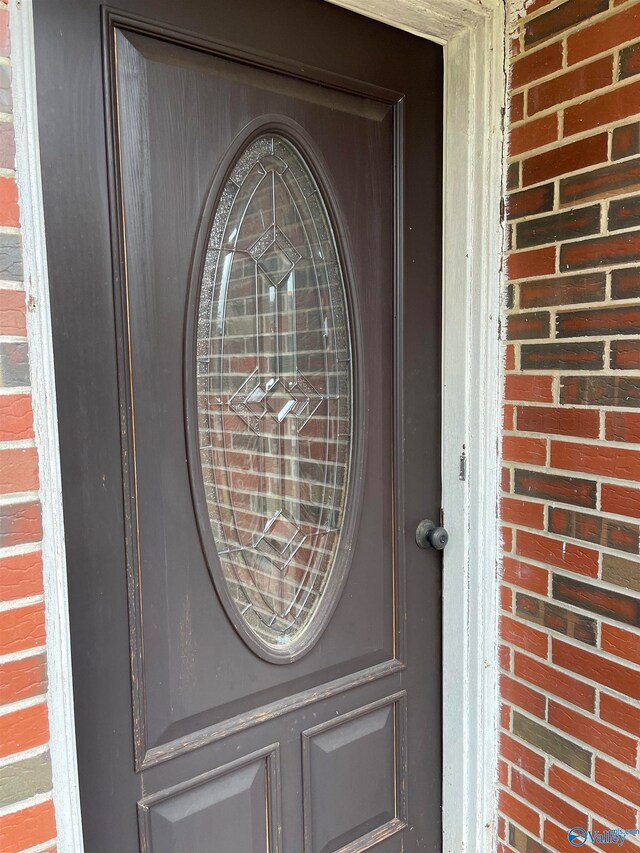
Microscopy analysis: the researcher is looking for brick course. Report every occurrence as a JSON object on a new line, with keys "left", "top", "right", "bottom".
{"left": 501, "top": 0, "right": 640, "bottom": 848}
{"left": 0, "top": 5, "right": 56, "bottom": 851}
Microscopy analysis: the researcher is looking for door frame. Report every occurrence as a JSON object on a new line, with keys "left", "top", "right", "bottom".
{"left": 11, "top": 0, "right": 505, "bottom": 849}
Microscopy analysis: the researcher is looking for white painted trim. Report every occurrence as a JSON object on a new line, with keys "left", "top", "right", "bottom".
{"left": 9, "top": 2, "right": 84, "bottom": 851}
{"left": 328, "top": 2, "right": 505, "bottom": 850}
{"left": 14, "top": 0, "right": 504, "bottom": 849}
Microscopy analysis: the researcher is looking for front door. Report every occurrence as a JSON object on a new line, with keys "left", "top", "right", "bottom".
{"left": 34, "top": 1, "right": 443, "bottom": 849}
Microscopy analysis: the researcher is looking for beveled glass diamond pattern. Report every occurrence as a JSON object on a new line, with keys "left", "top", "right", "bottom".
{"left": 254, "top": 509, "right": 307, "bottom": 573}
{"left": 249, "top": 225, "right": 301, "bottom": 287}
{"left": 257, "top": 241, "right": 293, "bottom": 286}
{"left": 263, "top": 378, "right": 297, "bottom": 423}
{"left": 228, "top": 368, "right": 263, "bottom": 433}
{"left": 230, "top": 370, "right": 324, "bottom": 433}
{"left": 290, "top": 371, "right": 324, "bottom": 432}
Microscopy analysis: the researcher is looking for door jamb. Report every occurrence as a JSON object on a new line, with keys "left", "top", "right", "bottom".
{"left": 12, "top": 0, "right": 505, "bottom": 849}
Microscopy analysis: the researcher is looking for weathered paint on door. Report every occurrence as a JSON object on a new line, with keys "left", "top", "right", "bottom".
{"left": 33, "top": 0, "right": 443, "bottom": 849}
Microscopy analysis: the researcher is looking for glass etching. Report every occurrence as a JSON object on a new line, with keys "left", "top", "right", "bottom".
{"left": 196, "top": 134, "right": 352, "bottom": 654}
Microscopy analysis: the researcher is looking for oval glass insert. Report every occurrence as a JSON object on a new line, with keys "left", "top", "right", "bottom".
{"left": 195, "top": 133, "right": 353, "bottom": 659}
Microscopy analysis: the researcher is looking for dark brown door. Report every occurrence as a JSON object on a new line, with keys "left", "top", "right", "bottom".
{"left": 34, "top": 1, "right": 443, "bottom": 850}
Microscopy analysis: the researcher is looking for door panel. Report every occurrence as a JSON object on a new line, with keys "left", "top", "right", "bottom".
{"left": 34, "top": 0, "right": 443, "bottom": 849}
{"left": 113, "top": 26, "right": 397, "bottom": 761}
{"left": 302, "top": 693, "right": 406, "bottom": 853}
{"left": 139, "top": 746, "right": 281, "bottom": 853}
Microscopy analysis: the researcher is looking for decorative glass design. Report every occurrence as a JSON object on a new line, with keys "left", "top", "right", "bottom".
{"left": 196, "top": 134, "right": 352, "bottom": 655}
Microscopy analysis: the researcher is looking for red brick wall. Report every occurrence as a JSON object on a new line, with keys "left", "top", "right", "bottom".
{"left": 499, "top": 0, "right": 640, "bottom": 849}
{"left": 0, "top": 4, "right": 56, "bottom": 852}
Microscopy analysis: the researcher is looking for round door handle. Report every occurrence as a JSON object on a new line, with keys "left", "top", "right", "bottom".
{"left": 415, "top": 519, "right": 449, "bottom": 551}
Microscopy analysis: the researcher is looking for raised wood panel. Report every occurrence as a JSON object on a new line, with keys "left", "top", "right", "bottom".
{"left": 302, "top": 693, "right": 407, "bottom": 853}
{"left": 138, "top": 745, "right": 281, "bottom": 853}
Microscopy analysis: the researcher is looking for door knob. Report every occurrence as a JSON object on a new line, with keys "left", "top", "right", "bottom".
{"left": 415, "top": 519, "right": 449, "bottom": 551}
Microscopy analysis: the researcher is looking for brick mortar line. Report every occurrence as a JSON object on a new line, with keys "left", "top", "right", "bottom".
{"left": 502, "top": 430, "right": 640, "bottom": 447}
{"left": 507, "top": 198, "right": 609, "bottom": 224}
{"left": 503, "top": 508, "right": 640, "bottom": 533}
{"left": 500, "top": 633, "right": 551, "bottom": 663}
{"left": 507, "top": 113, "right": 639, "bottom": 153}
{"left": 0, "top": 542, "right": 42, "bottom": 560}
{"left": 22, "top": 839, "right": 59, "bottom": 853}
{"left": 510, "top": 223, "right": 640, "bottom": 251}
{"left": 0, "top": 388, "right": 33, "bottom": 397}
{"left": 0, "top": 438, "right": 35, "bottom": 450}
{"left": 498, "top": 750, "right": 573, "bottom": 785}
{"left": 0, "top": 744, "right": 49, "bottom": 771}
{"left": 502, "top": 472, "right": 639, "bottom": 494}
{"left": 510, "top": 642, "right": 640, "bottom": 697}
{"left": 0, "top": 387, "right": 31, "bottom": 396}
{"left": 513, "top": 0, "right": 584, "bottom": 27}
{"left": 0, "top": 593, "right": 43, "bottom": 612}
{"left": 499, "top": 754, "right": 640, "bottom": 822}
{"left": 507, "top": 259, "right": 640, "bottom": 280}
{"left": 500, "top": 493, "right": 586, "bottom": 508}
{"left": 502, "top": 459, "right": 640, "bottom": 481}
{"left": 504, "top": 558, "right": 640, "bottom": 601}
{"left": 506, "top": 298, "right": 640, "bottom": 310}
{"left": 0, "top": 694, "right": 47, "bottom": 718}
{"left": 0, "top": 336, "right": 29, "bottom": 346}
{"left": 500, "top": 692, "right": 639, "bottom": 771}
{"left": 0, "top": 285, "right": 27, "bottom": 296}
{"left": 504, "top": 362, "right": 640, "bottom": 370}
{"left": 510, "top": 41, "right": 618, "bottom": 89}
{"left": 506, "top": 362, "right": 640, "bottom": 370}
{"left": 503, "top": 430, "right": 640, "bottom": 453}
{"left": 517, "top": 0, "right": 635, "bottom": 29}
{"left": 497, "top": 780, "right": 583, "bottom": 846}
{"left": 511, "top": 742, "right": 640, "bottom": 817}
{"left": 548, "top": 37, "right": 640, "bottom": 86}
{"left": 506, "top": 113, "right": 640, "bottom": 162}
{"left": 510, "top": 30, "right": 640, "bottom": 97}
{"left": 499, "top": 635, "right": 640, "bottom": 679}
{"left": 0, "top": 491, "right": 40, "bottom": 506}
{"left": 506, "top": 531, "right": 640, "bottom": 563}
{"left": 507, "top": 202, "right": 640, "bottom": 227}
{"left": 495, "top": 790, "right": 546, "bottom": 838}
{"left": 500, "top": 591, "right": 640, "bottom": 635}
{"left": 0, "top": 645, "right": 45, "bottom": 666}
{"left": 501, "top": 691, "right": 639, "bottom": 770}
{"left": 0, "top": 792, "right": 52, "bottom": 821}
{"left": 509, "top": 32, "right": 565, "bottom": 65}
{"left": 511, "top": 75, "right": 622, "bottom": 123}
{"left": 506, "top": 354, "right": 639, "bottom": 365}
{"left": 512, "top": 4, "right": 640, "bottom": 53}
{"left": 509, "top": 224, "right": 640, "bottom": 252}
